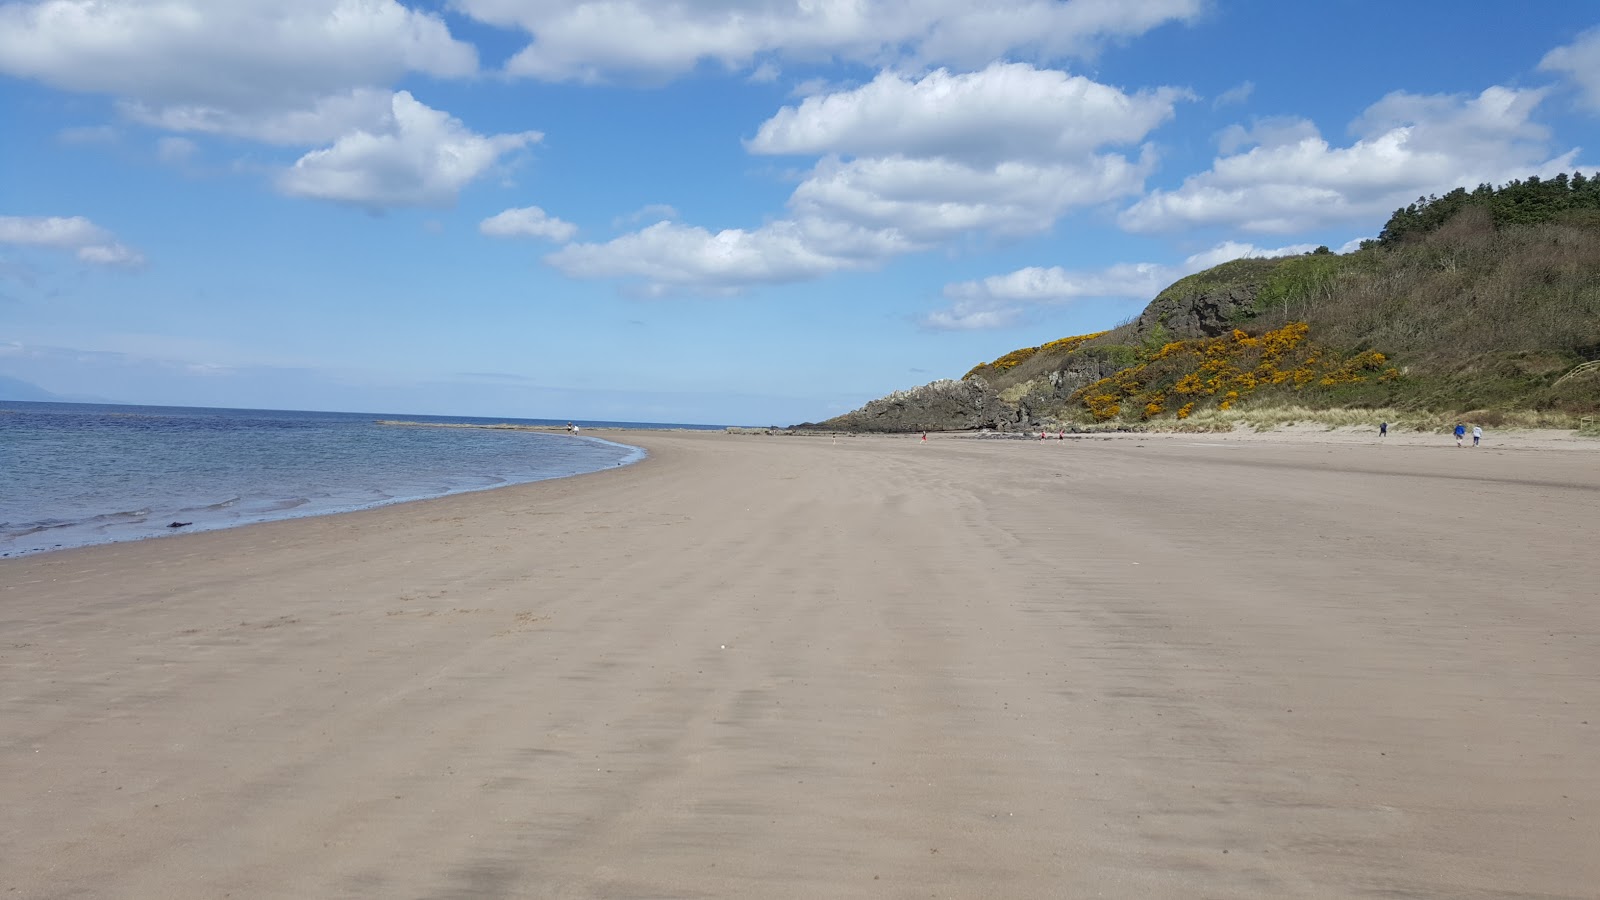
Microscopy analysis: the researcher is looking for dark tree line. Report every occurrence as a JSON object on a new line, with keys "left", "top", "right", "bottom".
{"left": 1377, "top": 173, "right": 1600, "bottom": 245}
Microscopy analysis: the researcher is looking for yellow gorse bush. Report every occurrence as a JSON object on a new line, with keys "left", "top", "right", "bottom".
{"left": 1068, "top": 322, "right": 1397, "bottom": 421}
{"left": 964, "top": 330, "right": 1111, "bottom": 380}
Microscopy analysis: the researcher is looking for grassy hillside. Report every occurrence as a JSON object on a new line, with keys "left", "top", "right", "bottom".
{"left": 958, "top": 195, "right": 1600, "bottom": 428}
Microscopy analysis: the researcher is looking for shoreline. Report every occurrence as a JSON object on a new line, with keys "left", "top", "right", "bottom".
{"left": 4, "top": 430, "right": 1597, "bottom": 896}
{"left": 1, "top": 425, "right": 649, "bottom": 561}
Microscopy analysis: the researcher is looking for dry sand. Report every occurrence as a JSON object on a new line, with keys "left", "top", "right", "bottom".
{"left": 3, "top": 429, "right": 1598, "bottom": 898}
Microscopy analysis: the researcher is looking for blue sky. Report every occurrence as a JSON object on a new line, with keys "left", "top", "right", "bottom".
{"left": 3, "top": 1, "right": 1598, "bottom": 425}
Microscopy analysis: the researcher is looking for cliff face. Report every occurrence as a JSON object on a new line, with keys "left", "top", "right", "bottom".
{"left": 1134, "top": 284, "right": 1260, "bottom": 340}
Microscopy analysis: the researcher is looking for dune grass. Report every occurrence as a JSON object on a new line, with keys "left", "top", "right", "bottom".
{"left": 1144, "top": 404, "right": 1587, "bottom": 434}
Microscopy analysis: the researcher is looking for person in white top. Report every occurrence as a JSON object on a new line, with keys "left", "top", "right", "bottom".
{"left": 1472, "top": 424, "right": 1483, "bottom": 446}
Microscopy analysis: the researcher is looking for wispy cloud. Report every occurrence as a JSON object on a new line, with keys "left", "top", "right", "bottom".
{"left": 0, "top": 215, "right": 146, "bottom": 269}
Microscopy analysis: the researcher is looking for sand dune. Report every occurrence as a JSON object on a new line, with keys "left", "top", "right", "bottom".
{"left": 3, "top": 430, "right": 1597, "bottom": 898}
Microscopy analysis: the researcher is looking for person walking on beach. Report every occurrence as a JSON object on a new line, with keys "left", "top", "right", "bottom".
{"left": 1380, "top": 421, "right": 1388, "bottom": 437}
{"left": 1473, "top": 424, "right": 1483, "bottom": 447}
{"left": 921, "top": 431, "right": 927, "bottom": 443}
{"left": 1454, "top": 423, "right": 1466, "bottom": 447}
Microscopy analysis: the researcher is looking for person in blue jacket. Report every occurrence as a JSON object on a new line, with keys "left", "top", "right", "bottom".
{"left": 1454, "top": 423, "right": 1466, "bottom": 447}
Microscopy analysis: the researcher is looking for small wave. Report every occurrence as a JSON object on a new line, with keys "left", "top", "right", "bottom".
{"left": 2, "top": 521, "right": 73, "bottom": 539}
{"left": 196, "top": 496, "right": 242, "bottom": 512}
{"left": 263, "top": 497, "right": 311, "bottom": 511}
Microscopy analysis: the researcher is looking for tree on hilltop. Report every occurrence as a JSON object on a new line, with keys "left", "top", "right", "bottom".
{"left": 1377, "top": 172, "right": 1600, "bottom": 244}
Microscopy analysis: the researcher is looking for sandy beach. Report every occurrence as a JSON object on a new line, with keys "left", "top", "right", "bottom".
{"left": 3, "top": 429, "right": 1598, "bottom": 898}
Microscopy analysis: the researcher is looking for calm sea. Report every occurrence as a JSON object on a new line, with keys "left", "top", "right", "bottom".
{"left": 1, "top": 402, "right": 715, "bottom": 558}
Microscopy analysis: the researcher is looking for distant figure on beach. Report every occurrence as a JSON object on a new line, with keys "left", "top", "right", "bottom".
{"left": 1473, "top": 424, "right": 1483, "bottom": 447}
{"left": 921, "top": 431, "right": 927, "bottom": 442}
{"left": 1058, "top": 428, "right": 1065, "bottom": 440}
{"left": 1380, "top": 421, "right": 1388, "bottom": 437}
{"left": 1039, "top": 430, "right": 1047, "bottom": 441}
{"left": 566, "top": 422, "right": 574, "bottom": 433}
{"left": 1454, "top": 423, "right": 1466, "bottom": 447}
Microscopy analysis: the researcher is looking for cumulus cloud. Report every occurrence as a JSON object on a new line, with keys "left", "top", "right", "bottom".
{"left": 0, "top": 3, "right": 532, "bottom": 213}
{"left": 1540, "top": 27, "right": 1600, "bottom": 111}
{"left": 1214, "top": 116, "right": 1319, "bottom": 155}
{"left": 921, "top": 305, "right": 1030, "bottom": 331}
{"left": 1121, "top": 86, "right": 1576, "bottom": 234}
{"left": 455, "top": 0, "right": 1201, "bottom": 81}
{"left": 543, "top": 151, "right": 1150, "bottom": 290}
{"left": 0, "top": 0, "right": 476, "bottom": 112}
{"left": 944, "top": 261, "right": 1175, "bottom": 306}
{"left": 0, "top": 215, "right": 145, "bottom": 268}
{"left": 749, "top": 63, "right": 1186, "bottom": 164}
{"left": 791, "top": 152, "right": 1153, "bottom": 240}
{"left": 925, "top": 241, "right": 1317, "bottom": 330}
{"left": 278, "top": 92, "right": 541, "bottom": 209}
{"left": 480, "top": 205, "right": 577, "bottom": 242}
{"left": 551, "top": 63, "right": 1174, "bottom": 292}
{"left": 122, "top": 87, "right": 399, "bottom": 146}
{"left": 547, "top": 219, "right": 910, "bottom": 290}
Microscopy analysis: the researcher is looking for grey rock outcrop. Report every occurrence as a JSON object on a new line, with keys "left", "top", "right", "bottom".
{"left": 1134, "top": 285, "right": 1260, "bottom": 339}
{"left": 808, "top": 378, "right": 1004, "bottom": 432}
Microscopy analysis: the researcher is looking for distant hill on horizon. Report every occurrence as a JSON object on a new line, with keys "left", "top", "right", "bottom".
{"left": 0, "top": 376, "right": 121, "bottom": 405}
{"left": 0, "top": 375, "right": 66, "bottom": 402}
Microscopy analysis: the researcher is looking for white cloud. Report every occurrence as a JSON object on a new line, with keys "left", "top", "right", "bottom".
{"left": 553, "top": 64, "right": 1171, "bottom": 292}
{"left": 1540, "top": 27, "right": 1600, "bottom": 111}
{"left": 1122, "top": 86, "right": 1576, "bottom": 234}
{"left": 1181, "top": 240, "right": 1318, "bottom": 269}
{"left": 749, "top": 63, "right": 1186, "bottom": 164}
{"left": 921, "top": 305, "right": 1029, "bottom": 331}
{"left": 1215, "top": 116, "right": 1319, "bottom": 155}
{"left": 546, "top": 219, "right": 905, "bottom": 290}
{"left": 0, "top": 2, "right": 498, "bottom": 207}
{"left": 612, "top": 204, "right": 679, "bottom": 228}
{"left": 545, "top": 150, "right": 1153, "bottom": 292}
{"left": 0, "top": 215, "right": 103, "bottom": 248}
{"left": 944, "top": 262, "right": 1175, "bottom": 305}
{"left": 925, "top": 241, "right": 1317, "bottom": 330}
{"left": 0, "top": 215, "right": 145, "bottom": 269}
{"left": 0, "top": 0, "right": 476, "bottom": 111}
{"left": 791, "top": 151, "right": 1153, "bottom": 240}
{"left": 74, "top": 243, "right": 148, "bottom": 267}
{"left": 122, "top": 87, "right": 399, "bottom": 145}
{"left": 278, "top": 92, "right": 541, "bottom": 209}
{"left": 747, "top": 61, "right": 780, "bottom": 84}
{"left": 1213, "top": 80, "right": 1254, "bottom": 109}
{"left": 455, "top": 0, "right": 1201, "bottom": 82}
{"left": 156, "top": 136, "right": 197, "bottom": 165}
{"left": 480, "top": 205, "right": 577, "bottom": 242}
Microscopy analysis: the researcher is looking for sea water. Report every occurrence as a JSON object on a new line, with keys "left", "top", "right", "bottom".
{"left": 1, "top": 402, "right": 706, "bottom": 558}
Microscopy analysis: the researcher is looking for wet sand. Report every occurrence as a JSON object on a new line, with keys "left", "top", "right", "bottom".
{"left": 3, "top": 430, "right": 1598, "bottom": 898}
